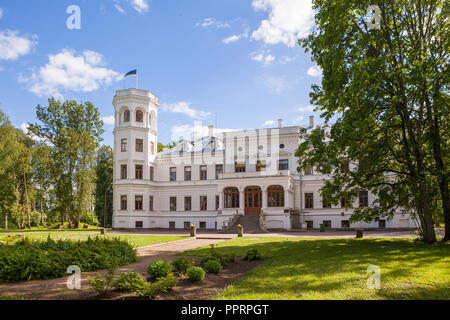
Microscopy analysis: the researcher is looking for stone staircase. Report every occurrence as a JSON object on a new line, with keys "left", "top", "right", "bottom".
{"left": 222, "top": 215, "right": 267, "bottom": 234}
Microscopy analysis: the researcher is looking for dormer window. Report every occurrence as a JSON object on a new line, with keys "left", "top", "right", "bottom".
{"left": 124, "top": 110, "right": 130, "bottom": 122}
{"left": 136, "top": 110, "right": 143, "bottom": 123}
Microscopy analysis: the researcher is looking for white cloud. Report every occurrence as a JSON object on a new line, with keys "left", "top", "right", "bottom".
{"left": 102, "top": 116, "right": 115, "bottom": 125}
{"left": 196, "top": 18, "right": 230, "bottom": 28}
{"left": 223, "top": 29, "right": 249, "bottom": 44}
{"left": 129, "top": 0, "right": 149, "bottom": 14}
{"left": 294, "top": 116, "right": 304, "bottom": 123}
{"left": 251, "top": 50, "right": 275, "bottom": 66}
{"left": 0, "top": 30, "right": 38, "bottom": 60}
{"left": 161, "top": 101, "right": 211, "bottom": 120}
{"left": 295, "top": 105, "right": 315, "bottom": 113}
{"left": 114, "top": 4, "right": 126, "bottom": 14}
{"left": 20, "top": 122, "right": 49, "bottom": 144}
{"left": 19, "top": 48, "right": 121, "bottom": 98}
{"left": 263, "top": 120, "right": 275, "bottom": 127}
{"left": 279, "top": 55, "right": 296, "bottom": 64}
{"left": 251, "top": 0, "right": 314, "bottom": 47}
{"left": 307, "top": 65, "right": 322, "bottom": 77}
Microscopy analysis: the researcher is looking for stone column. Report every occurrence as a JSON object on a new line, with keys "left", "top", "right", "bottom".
{"left": 239, "top": 189, "right": 245, "bottom": 215}
{"left": 284, "top": 189, "right": 290, "bottom": 209}
{"left": 262, "top": 187, "right": 267, "bottom": 210}
{"left": 218, "top": 191, "right": 223, "bottom": 211}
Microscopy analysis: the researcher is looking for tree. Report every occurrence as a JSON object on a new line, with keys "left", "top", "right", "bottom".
{"left": 157, "top": 141, "right": 177, "bottom": 153}
{"left": 94, "top": 145, "right": 113, "bottom": 227}
{"left": 297, "top": 0, "right": 448, "bottom": 243}
{"left": 29, "top": 98, "right": 104, "bottom": 229}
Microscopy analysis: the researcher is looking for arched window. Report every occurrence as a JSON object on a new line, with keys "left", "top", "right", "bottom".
{"left": 224, "top": 187, "right": 239, "bottom": 208}
{"left": 149, "top": 114, "right": 152, "bottom": 127}
{"left": 136, "top": 110, "right": 143, "bottom": 123}
{"left": 267, "top": 185, "right": 284, "bottom": 207}
{"left": 123, "top": 110, "right": 130, "bottom": 122}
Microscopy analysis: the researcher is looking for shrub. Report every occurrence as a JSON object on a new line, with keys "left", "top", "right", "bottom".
{"left": 87, "top": 268, "right": 116, "bottom": 295}
{"left": 200, "top": 255, "right": 220, "bottom": 266}
{"left": 204, "top": 259, "right": 222, "bottom": 274}
{"left": 0, "top": 238, "right": 137, "bottom": 283}
{"left": 134, "top": 275, "right": 179, "bottom": 298}
{"left": 243, "top": 248, "right": 261, "bottom": 261}
{"left": 186, "top": 266, "right": 205, "bottom": 282}
{"left": 147, "top": 259, "right": 172, "bottom": 279}
{"left": 172, "top": 257, "right": 191, "bottom": 273}
{"left": 113, "top": 272, "right": 147, "bottom": 292}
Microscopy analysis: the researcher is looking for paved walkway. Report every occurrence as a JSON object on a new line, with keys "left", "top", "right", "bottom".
{"left": 0, "top": 237, "right": 224, "bottom": 300}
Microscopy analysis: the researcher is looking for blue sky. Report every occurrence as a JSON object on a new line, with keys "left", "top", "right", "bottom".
{"left": 0, "top": 0, "right": 322, "bottom": 146}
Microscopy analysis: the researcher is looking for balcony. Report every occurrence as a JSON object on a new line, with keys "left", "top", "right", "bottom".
{"left": 218, "top": 170, "right": 290, "bottom": 180}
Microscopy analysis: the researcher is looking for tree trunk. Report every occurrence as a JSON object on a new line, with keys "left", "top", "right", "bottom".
{"left": 416, "top": 180, "right": 436, "bottom": 244}
{"left": 23, "top": 171, "right": 31, "bottom": 229}
{"left": 104, "top": 189, "right": 107, "bottom": 228}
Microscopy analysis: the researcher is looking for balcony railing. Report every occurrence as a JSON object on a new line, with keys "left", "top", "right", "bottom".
{"left": 218, "top": 170, "right": 290, "bottom": 180}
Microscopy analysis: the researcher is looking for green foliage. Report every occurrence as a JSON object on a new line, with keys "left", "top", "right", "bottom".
{"left": 0, "top": 237, "right": 136, "bottom": 283}
{"left": 243, "top": 248, "right": 261, "bottom": 261}
{"left": 87, "top": 267, "right": 116, "bottom": 295}
{"left": 186, "top": 266, "right": 205, "bottom": 282}
{"left": 171, "top": 257, "right": 191, "bottom": 273}
{"left": 113, "top": 272, "right": 147, "bottom": 292}
{"left": 206, "top": 243, "right": 235, "bottom": 265}
{"left": 200, "top": 255, "right": 220, "bottom": 266}
{"left": 94, "top": 145, "right": 113, "bottom": 227}
{"left": 204, "top": 259, "right": 222, "bottom": 274}
{"left": 297, "top": 0, "right": 449, "bottom": 243}
{"left": 147, "top": 259, "right": 172, "bottom": 279}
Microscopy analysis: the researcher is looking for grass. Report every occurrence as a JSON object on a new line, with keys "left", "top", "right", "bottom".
{"left": 0, "top": 231, "right": 190, "bottom": 247}
{"left": 182, "top": 237, "right": 450, "bottom": 300}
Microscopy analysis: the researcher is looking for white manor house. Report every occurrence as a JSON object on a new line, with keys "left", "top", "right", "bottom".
{"left": 112, "top": 88, "right": 414, "bottom": 231}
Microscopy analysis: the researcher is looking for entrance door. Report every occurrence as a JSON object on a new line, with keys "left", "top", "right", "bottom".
{"left": 245, "top": 186, "right": 262, "bottom": 216}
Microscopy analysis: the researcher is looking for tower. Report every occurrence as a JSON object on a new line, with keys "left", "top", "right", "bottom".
{"left": 112, "top": 88, "right": 159, "bottom": 229}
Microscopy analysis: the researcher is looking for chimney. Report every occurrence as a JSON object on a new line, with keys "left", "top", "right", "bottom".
{"left": 208, "top": 125, "right": 214, "bottom": 137}
{"left": 193, "top": 131, "right": 198, "bottom": 142}
{"left": 278, "top": 119, "right": 283, "bottom": 128}
{"left": 309, "top": 116, "right": 314, "bottom": 128}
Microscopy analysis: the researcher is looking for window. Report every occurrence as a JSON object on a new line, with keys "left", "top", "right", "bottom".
{"left": 304, "top": 165, "right": 313, "bottom": 175}
{"left": 216, "top": 195, "right": 220, "bottom": 210}
{"left": 120, "top": 195, "right": 127, "bottom": 210}
{"left": 341, "top": 197, "right": 348, "bottom": 208}
{"left": 123, "top": 110, "right": 130, "bottom": 122}
{"left": 170, "top": 197, "right": 177, "bottom": 211}
{"left": 149, "top": 166, "right": 154, "bottom": 181}
{"left": 135, "top": 221, "right": 143, "bottom": 228}
{"left": 256, "top": 161, "right": 266, "bottom": 172}
{"left": 120, "top": 164, "right": 127, "bottom": 179}
{"left": 184, "top": 166, "right": 191, "bottom": 181}
{"left": 235, "top": 163, "right": 245, "bottom": 173}
{"left": 215, "top": 164, "right": 223, "bottom": 180}
{"left": 200, "top": 165, "right": 207, "bottom": 180}
{"left": 184, "top": 196, "right": 192, "bottom": 211}
{"left": 183, "top": 221, "right": 190, "bottom": 229}
{"left": 169, "top": 221, "right": 175, "bottom": 229}
{"left": 359, "top": 191, "right": 368, "bottom": 207}
{"left": 199, "top": 221, "right": 206, "bottom": 229}
{"left": 149, "top": 196, "right": 154, "bottom": 211}
{"left": 305, "top": 193, "right": 314, "bottom": 209}
{"left": 150, "top": 141, "right": 155, "bottom": 155}
{"left": 323, "top": 220, "right": 331, "bottom": 228}
{"left": 224, "top": 187, "right": 239, "bottom": 208}
{"left": 135, "top": 196, "right": 143, "bottom": 210}
{"left": 170, "top": 167, "right": 176, "bottom": 181}
{"left": 306, "top": 221, "right": 313, "bottom": 229}
{"left": 135, "top": 165, "right": 143, "bottom": 180}
{"left": 136, "top": 110, "right": 143, "bottom": 123}
{"left": 379, "top": 220, "right": 386, "bottom": 228}
{"left": 268, "top": 185, "right": 284, "bottom": 207}
{"left": 136, "top": 139, "right": 143, "bottom": 152}
{"left": 121, "top": 139, "right": 127, "bottom": 152}
{"left": 200, "top": 196, "right": 207, "bottom": 211}
{"left": 322, "top": 195, "right": 332, "bottom": 208}
{"left": 341, "top": 220, "right": 350, "bottom": 228}
{"left": 278, "top": 159, "right": 289, "bottom": 170}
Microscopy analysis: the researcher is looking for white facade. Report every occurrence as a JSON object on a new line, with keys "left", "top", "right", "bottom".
{"left": 112, "top": 88, "right": 414, "bottom": 230}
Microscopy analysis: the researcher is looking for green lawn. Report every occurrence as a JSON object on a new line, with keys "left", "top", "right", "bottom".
{"left": 0, "top": 231, "right": 189, "bottom": 247}
{"left": 182, "top": 237, "right": 450, "bottom": 300}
